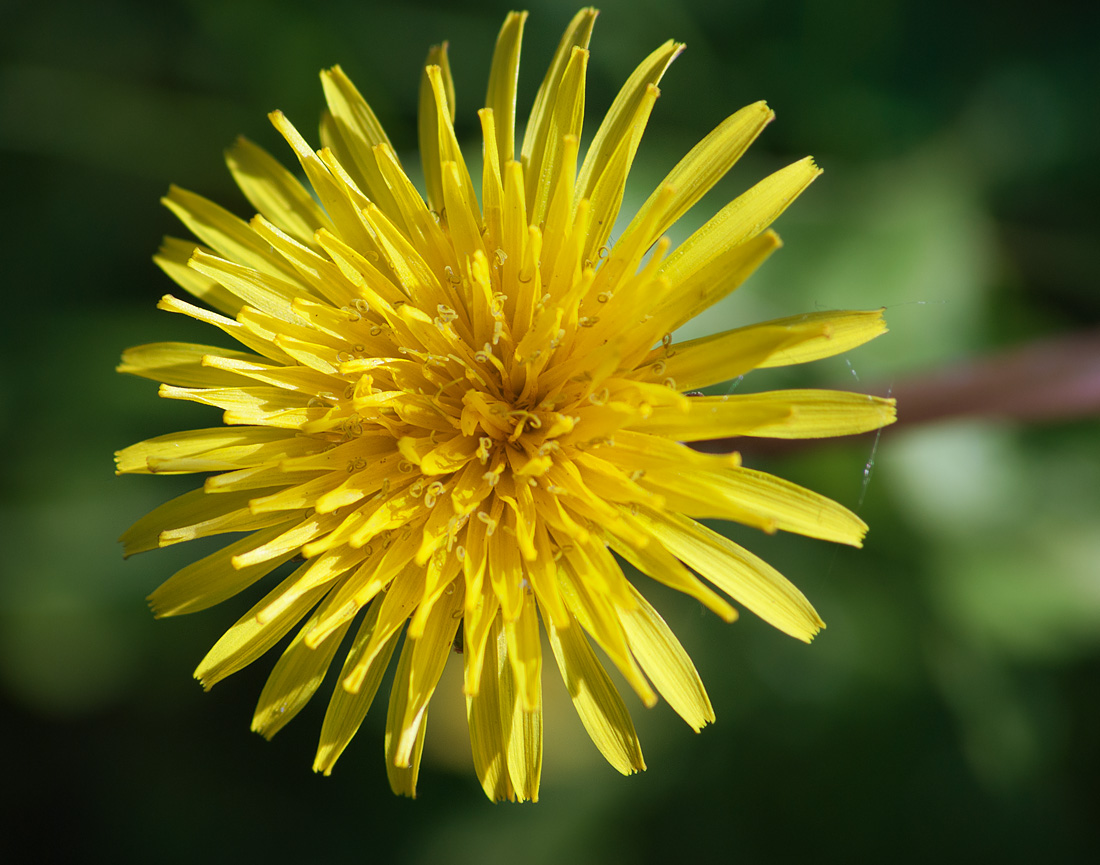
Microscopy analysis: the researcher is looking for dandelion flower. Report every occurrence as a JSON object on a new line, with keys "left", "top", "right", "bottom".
{"left": 117, "top": 8, "right": 895, "bottom": 801}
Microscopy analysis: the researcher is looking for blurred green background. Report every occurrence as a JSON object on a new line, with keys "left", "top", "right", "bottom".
{"left": 2, "top": 0, "right": 1098, "bottom": 861}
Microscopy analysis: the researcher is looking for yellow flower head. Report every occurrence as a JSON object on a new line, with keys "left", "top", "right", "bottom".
{"left": 117, "top": 8, "right": 895, "bottom": 801}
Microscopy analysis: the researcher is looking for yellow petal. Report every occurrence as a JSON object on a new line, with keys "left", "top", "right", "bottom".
{"left": 599, "top": 428, "right": 740, "bottom": 473}
{"left": 479, "top": 110, "right": 507, "bottom": 262}
{"left": 231, "top": 512, "right": 342, "bottom": 568}
{"left": 462, "top": 584, "right": 500, "bottom": 697}
{"left": 633, "top": 320, "right": 834, "bottom": 391}
{"left": 503, "top": 646, "right": 542, "bottom": 803}
{"left": 618, "top": 100, "right": 774, "bottom": 255}
{"left": 755, "top": 309, "right": 890, "bottom": 368}
{"left": 194, "top": 561, "right": 331, "bottom": 688}
{"left": 372, "top": 141, "right": 455, "bottom": 276}
{"left": 557, "top": 556, "right": 656, "bottom": 707}
{"left": 488, "top": 509, "right": 525, "bottom": 621}
{"left": 340, "top": 562, "right": 426, "bottom": 692}
{"left": 559, "top": 532, "right": 638, "bottom": 612}
{"left": 319, "top": 65, "right": 399, "bottom": 215}
{"left": 258, "top": 544, "right": 370, "bottom": 628}
{"left": 440, "top": 160, "right": 489, "bottom": 296}
{"left": 415, "top": 435, "right": 475, "bottom": 478}
{"left": 164, "top": 508, "right": 305, "bottom": 551}
{"left": 247, "top": 217, "right": 358, "bottom": 309}
{"left": 520, "top": 6, "right": 597, "bottom": 208}
{"left": 313, "top": 461, "right": 404, "bottom": 515}
{"left": 114, "top": 426, "right": 314, "bottom": 475}
{"left": 605, "top": 525, "right": 737, "bottom": 623}
{"left": 202, "top": 464, "right": 322, "bottom": 496}
{"left": 525, "top": 522, "right": 568, "bottom": 628}
{"left": 639, "top": 309, "right": 890, "bottom": 380}
{"left": 628, "top": 398, "right": 791, "bottom": 441}
{"left": 162, "top": 185, "right": 301, "bottom": 285}
{"left": 268, "top": 110, "right": 378, "bottom": 257}
{"left": 695, "top": 389, "right": 898, "bottom": 439}
{"left": 638, "top": 460, "right": 867, "bottom": 546}
{"left": 417, "top": 45, "right": 458, "bottom": 213}
{"left": 147, "top": 523, "right": 300, "bottom": 617}
{"left": 584, "top": 186, "right": 675, "bottom": 319}
{"left": 575, "top": 38, "right": 682, "bottom": 204}
{"left": 119, "top": 486, "right": 292, "bottom": 556}
{"left": 660, "top": 156, "right": 822, "bottom": 290}
{"left": 199, "top": 353, "right": 343, "bottom": 395}
{"left": 188, "top": 249, "right": 304, "bottom": 323}
{"left": 631, "top": 468, "right": 778, "bottom": 536}
{"left": 657, "top": 230, "right": 782, "bottom": 332}
{"left": 504, "top": 594, "right": 541, "bottom": 712}
{"left": 720, "top": 465, "right": 868, "bottom": 545}
{"left": 155, "top": 293, "right": 293, "bottom": 365}
{"left": 464, "top": 611, "right": 542, "bottom": 802}
{"left": 251, "top": 604, "right": 353, "bottom": 739}
{"left": 619, "top": 585, "right": 714, "bottom": 731}
{"left": 410, "top": 536, "right": 462, "bottom": 615}
{"left": 359, "top": 200, "right": 446, "bottom": 314}
{"left": 158, "top": 383, "right": 318, "bottom": 429}
{"left": 314, "top": 599, "right": 400, "bottom": 775}
{"left": 225, "top": 136, "right": 333, "bottom": 247}
{"left": 577, "top": 84, "right": 659, "bottom": 266}
{"left": 384, "top": 636, "right": 427, "bottom": 798}
{"left": 466, "top": 616, "right": 515, "bottom": 801}
{"left": 154, "top": 237, "right": 241, "bottom": 317}
{"left": 394, "top": 579, "right": 463, "bottom": 767}
{"left": 539, "top": 134, "right": 581, "bottom": 290}
{"left": 545, "top": 608, "right": 645, "bottom": 775}
{"left": 499, "top": 477, "right": 538, "bottom": 563}
{"left": 501, "top": 161, "right": 532, "bottom": 338}
{"left": 633, "top": 508, "right": 824, "bottom": 642}
{"left": 312, "top": 528, "right": 426, "bottom": 642}
{"left": 526, "top": 45, "right": 587, "bottom": 227}
{"left": 484, "top": 11, "right": 527, "bottom": 166}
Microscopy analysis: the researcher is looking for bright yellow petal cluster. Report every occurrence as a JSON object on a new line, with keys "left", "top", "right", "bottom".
{"left": 117, "top": 8, "right": 895, "bottom": 801}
